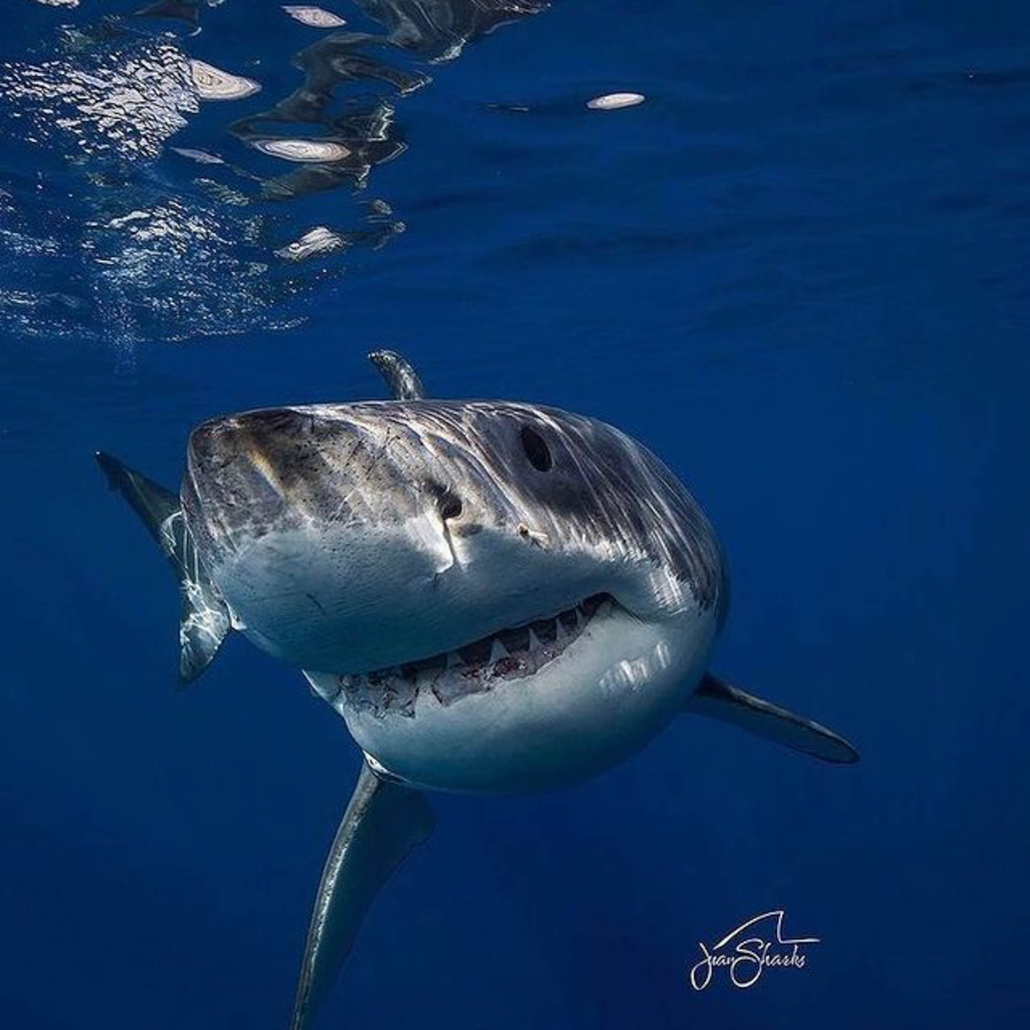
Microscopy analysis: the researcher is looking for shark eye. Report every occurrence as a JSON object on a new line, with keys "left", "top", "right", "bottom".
{"left": 520, "top": 426, "right": 552, "bottom": 472}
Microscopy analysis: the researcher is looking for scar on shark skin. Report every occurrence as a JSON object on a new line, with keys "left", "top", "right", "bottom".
{"left": 517, "top": 521, "right": 548, "bottom": 547}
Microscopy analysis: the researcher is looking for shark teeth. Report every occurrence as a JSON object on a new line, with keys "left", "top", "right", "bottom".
{"left": 340, "top": 593, "right": 615, "bottom": 717}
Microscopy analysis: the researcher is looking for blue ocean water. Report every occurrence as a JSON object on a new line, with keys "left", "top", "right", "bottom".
{"left": 2, "top": 1, "right": 1028, "bottom": 1027}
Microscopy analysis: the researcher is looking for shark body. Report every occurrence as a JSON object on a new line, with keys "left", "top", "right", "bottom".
{"left": 97, "top": 351, "right": 857, "bottom": 1028}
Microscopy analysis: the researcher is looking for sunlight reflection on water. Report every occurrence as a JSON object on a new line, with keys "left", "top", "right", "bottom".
{"left": 0, "top": 0, "right": 549, "bottom": 342}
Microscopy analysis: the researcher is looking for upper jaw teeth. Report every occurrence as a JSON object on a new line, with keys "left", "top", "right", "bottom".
{"left": 344, "top": 593, "right": 613, "bottom": 690}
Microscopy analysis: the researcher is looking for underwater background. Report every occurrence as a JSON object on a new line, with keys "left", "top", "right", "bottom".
{"left": 2, "top": 0, "right": 1028, "bottom": 1027}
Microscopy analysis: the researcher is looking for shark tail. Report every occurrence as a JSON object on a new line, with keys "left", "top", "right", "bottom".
{"left": 95, "top": 451, "right": 231, "bottom": 684}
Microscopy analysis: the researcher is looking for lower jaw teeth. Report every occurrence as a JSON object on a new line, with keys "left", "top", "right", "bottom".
{"left": 338, "top": 594, "right": 611, "bottom": 717}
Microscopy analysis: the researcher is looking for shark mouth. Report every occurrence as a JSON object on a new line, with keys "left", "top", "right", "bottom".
{"left": 334, "top": 593, "right": 617, "bottom": 718}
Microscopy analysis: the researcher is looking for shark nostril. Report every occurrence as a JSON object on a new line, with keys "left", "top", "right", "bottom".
{"left": 424, "top": 479, "right": 462, "bottom": 521}
{"left": 438, "top": 494, "right": 462, "bottom": 521}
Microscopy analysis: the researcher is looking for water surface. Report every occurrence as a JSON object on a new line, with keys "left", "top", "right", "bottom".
{"left": 1, "top": 1, "right": 1028, "bottom": 1027}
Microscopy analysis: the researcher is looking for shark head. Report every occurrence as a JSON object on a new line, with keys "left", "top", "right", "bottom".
{"left": 181, "top": 399, "right": 728, "bottom": 791}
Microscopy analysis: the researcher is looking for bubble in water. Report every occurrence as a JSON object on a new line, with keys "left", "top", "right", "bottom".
{"left": 283, "top": 6, "right": 347, "bottom": 28}
{"left": 170, "top": 146, "right": 225, "bottom": 165}
{"left": 0, "top": 41, "right": 199, "bottom": 161}
{"left": 250, "top": 138, "right": 351, "bottom": 162}
{"left": 189, "top": 59, "right": 261, "bottom": 101}
{"left": 275, "top": 226, "right": 347, "bottom": 261}
{"left": 587, "top": 92, "right": 645, "bottom": 111}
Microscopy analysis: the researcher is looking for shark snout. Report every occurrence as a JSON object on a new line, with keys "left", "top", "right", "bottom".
{"left": 188, "top": 408, "right": 320, "bottom": 479}
{"left": 184, "top": 406, "right": 455, "bottom": 560}
{"left": 185, "top": 413, "right": 299, "bottom": 529}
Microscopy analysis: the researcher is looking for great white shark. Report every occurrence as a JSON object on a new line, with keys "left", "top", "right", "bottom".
{"left": 96, "top": 350, "right": 858, "bottom": 1028}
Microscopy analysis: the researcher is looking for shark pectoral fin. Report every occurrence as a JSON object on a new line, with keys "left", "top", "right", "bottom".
{"left": 290, "top": 758, "right": 435, "bottom": 1030}
{"left": 685, "top": 673, "right": 859, "bottom": 764}
{"left": 95, "top": 451, "right": 179, "bottom": 549}
{"left": 367, "top": 349, "right": 427, "bottom": 400}
{"left": 178, "top": 580, "right": 231, "bottom": 684}
{"left": 96, "top": 451, "right": 231, "bottom": 684}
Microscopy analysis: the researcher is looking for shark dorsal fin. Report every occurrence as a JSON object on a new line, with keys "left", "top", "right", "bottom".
{"left": 367, "top": 349, "right": 427, "bottom": 400}
{"left": 685, "top": 673, "right": 859, "bottom": 763}
{"left": 95, "top": 451, "right": 230, "bottom": 684}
